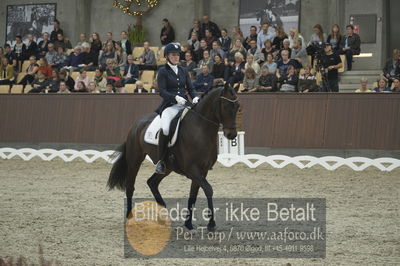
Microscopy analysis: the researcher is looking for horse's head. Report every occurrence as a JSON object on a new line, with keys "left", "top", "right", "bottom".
{"left": 219, "top": 83, "right": 240, "bottom": 140}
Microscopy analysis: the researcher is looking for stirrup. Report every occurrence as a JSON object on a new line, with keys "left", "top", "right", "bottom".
{"left": 155, "top": 160, "right": 166, "bottom": 174}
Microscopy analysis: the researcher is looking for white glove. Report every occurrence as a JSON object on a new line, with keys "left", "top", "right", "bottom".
{"left": 175, "top": 95, "right": 187, "bottom": 106}
{"left": 192, "top": 96, "right": 200, "bottom": 104}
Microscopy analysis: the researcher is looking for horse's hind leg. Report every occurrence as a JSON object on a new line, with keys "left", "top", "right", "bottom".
{"left": 147, "top": 170, "right": 171, "bottom": 208}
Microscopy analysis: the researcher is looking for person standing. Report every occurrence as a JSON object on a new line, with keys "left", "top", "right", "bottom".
{"left": 257, "top": 23, "right": 275, "bottom": 49}
{"left": 50, "top": 19, "right": 63, "bottom": 42}
{"left": 160, "top": 19, "right": 175, "bottom": 46}
{"left": 321, "top": 43, "right": 343, "bottom": 92}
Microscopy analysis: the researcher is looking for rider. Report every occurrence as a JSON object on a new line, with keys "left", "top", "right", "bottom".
{"left": 155, "top": 43, "right": 199, "bottom": 174}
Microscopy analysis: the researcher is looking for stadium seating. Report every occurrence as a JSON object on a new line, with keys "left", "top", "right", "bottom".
{"left": 124, "top": 84, "right": 135, "bottom": 93}
{"left": 24, "top": 85, "right": 32, "bottom": 93}
{"left": 10, "top": 85, "right": 24, "bottom": 94}
{"left": 140, "top": 70, "right": 155, "bottom": 87}
{"left": 0, "top": 85, "right": 10, "bottom": 94}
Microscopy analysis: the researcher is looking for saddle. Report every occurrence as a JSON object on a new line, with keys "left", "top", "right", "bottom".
{"left": 144, "top": 108, "right": 189, "bottom": 147}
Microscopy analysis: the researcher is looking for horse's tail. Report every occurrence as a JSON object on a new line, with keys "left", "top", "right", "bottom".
{"left": 107, "top": 143, "right": 128, "bottom": 191}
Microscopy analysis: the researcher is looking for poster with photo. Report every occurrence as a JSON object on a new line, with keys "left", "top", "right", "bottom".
{"left": 6, "top": 3, "right": 56, "bottom": 46}
{"left": 239, "top": 0, "right": 300, "bottom": 37}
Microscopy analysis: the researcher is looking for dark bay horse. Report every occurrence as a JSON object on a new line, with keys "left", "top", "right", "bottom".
{"left": 107, "top": 83, "right": 239, "bottom": 231}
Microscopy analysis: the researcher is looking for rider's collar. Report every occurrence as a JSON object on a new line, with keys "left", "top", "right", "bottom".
{"left": 167, "top": 62, "right": 178, "bottom": 75}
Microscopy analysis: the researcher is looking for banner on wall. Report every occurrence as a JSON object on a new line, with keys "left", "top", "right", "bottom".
{"left": 6, "top": 4, "right": 56, "bottom": 46}
{"left": 239, "top": 0, "right": 301, "bottom": 37}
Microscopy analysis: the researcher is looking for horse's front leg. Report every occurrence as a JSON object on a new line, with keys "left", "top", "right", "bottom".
{"left": 197, "top": 177, "right": 216, "bottom": 231}
{"left": 185, "top": 180, "right": 200, "bottom": 231}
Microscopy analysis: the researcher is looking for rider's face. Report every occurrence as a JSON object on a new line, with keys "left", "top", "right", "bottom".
{"left": 167, "top": 53, "right": 180, "bottom": 65}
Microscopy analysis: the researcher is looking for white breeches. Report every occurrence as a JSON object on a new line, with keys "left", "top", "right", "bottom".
{"left": 160, "top": 104, "right": 184, "bottom": 135}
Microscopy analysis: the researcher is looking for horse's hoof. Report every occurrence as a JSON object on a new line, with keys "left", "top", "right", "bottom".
{"left": 207, "top": 224, "right": 216, "bottom": 232}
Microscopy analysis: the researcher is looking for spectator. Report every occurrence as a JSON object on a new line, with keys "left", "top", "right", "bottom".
{"left": 76, "top": 33, "right": 87, "bottom": 47}
{"left": 262, "top": 53, "right": 277, "bottom": 74}
{"left": 138, "top": 41, "right": 157, "bottom": 70}
{"left": 218, "top": 29, "right": 232, "bottom": 53}
{"left": 198, "top": 50, "right": 214, "bottom": 74}
{"left": 88, "top": 81, "right": 100, "bottom": 93}
{"left": 38, "top": 32, "right": 50, "bottom": 57}
{"left": 105, "top": 59, "right": 121, "bottom": 83}
{"left": 291, "top": 38, "right": 308, "bottom": 69}
{"left": 66, "top": 46, "right": 84, "bottom": 71}
{"left": 46, "top": 69, "right": 60, "bottom": 92}
{"left": 98, "top": 42, "right": 116, "bottom": 69}
{"left": 181, "top": 52, "right": 197, "bottom": 77}
{"left": 0, "top": 57, "right": 14, "bottom": 85}
{"left": 276, "top": 50, "right": 297, "bottom": 77}
{"left": 28, "top": 70, "right": 48, "bottom": 93}
{"left": 341, "top": 25, "right": 361, "bottom": 71}
{"left": 50, "top": 19, "right": 63, "bottom": 42}
{"left": 94, "top": 68, "right": 107, "bottom": 91}
{"left": 245, "top": 54, "right": 260, "bottom": 76}
{"left": 38, "top": 57, "right": 53, "bottom": 78}
{"left": 321, "top": 43, "right": 342, "bottom": 92}
{"left": 298, "top": 66, "right": 318, "bottom": 93}
{"left": 308, "top": 24, "right": 327, "bottom": 46}
{"left": 134, "top": 80, "right": 148, "bottom": 93}
{"left": 212, "top": 54, "right": 225, "bottom": 85}
{"left": 54, "top": 33, "right": 72, "bottom": 51}
{"left": 188, "top": 20, "right": 203, "bottom": 41}
{"left": 231, "top": 27, "right": 244, "bottom": 43}
{"left": 81, "top": 42, "right": 98, "bottom": 71}
{"left": 261, "top": 39, "right": 276, "bottom": 61}
{"left": 327, "top": 24, "right": 343, "bottom": 54}
{"left": 122, "top": 55, "right": 139, "bottom": 85}
{"left": 115, "top": 41, "right": 128, "bottom": 70}
{"left": 288, "top": 28, "right": 305, "bottom": 49}
{"left": 392, "top": 78, "right": 400, "bottom": 92}
{"left": 373, "top": 77, "right": 391, "bottom": 92}
{"left": 242, "top": 67, "right": 259, "bottom": 92}
{"left": 210, "top": 41, "right": 225, "bottom": 61}
{"left": 45, "top": 43, "right": 57, "bottom": 67}
{"left": 278, "top": 65, "right": 298, "bottom": 92}
{"left": 247, "top": 39, "right": 264, "bottom": 64}
{"left": 103, "top": 32, "right": 116, "bottom": 48}
{"left": 180, "top": 44, "right": 191, "bottom": 61}
{"left": 277, "top": 39, "right": 292, "bottom": 61}
{"left": 72, "top": 81, "right": 88, "bottom": 93}
{"left": 225, "top": 52, "right": 245, "bottom": 86}
{"left": 105, "top": 82, "right": 115, "bottom": 93}
{"left": 90, "top": 32, "right": 103, "bottom": 59}
{"left": 53, "top": 47, "right": 68, "bottom": 69}
{"left": 195, "top": 39, "right": 209, "bottom": 62}
{"left": 74, "top": 68, "right": 89, "bottom": 90}
{"left": 257, "top": 23, "right": 275, "bottom": 49}
{"left": 193, "top": 65, "right": 214, "bottom": 93}
{"left": 383, "top": 49, "right": 400, "bottom": 87}
{"left": 257, "top": 67, "right": 277, "bottom": 92}
{"left": 120, "top": 31, "right": 132, "bottom": 55}
{"left": 355, "top": 77, "right": 373, "bottom": 93}
{"left": 201, "top": 15, "right": 221, "bottom": 38}
{"left": 227, "top": 39, "right": 246, "bottom": 62}
{"left": 58, "top": 69, "right": 75, "bottom": 89}
{"left": 57, "top": 81, "right": 71, "bottom": 93}
{"left": 4, "top": 44, "right": 18, "bottom": 73}
{"left": 204, "top": 29, "right": 217, "bottom": 50}
{"left": 160, "top": 18, "right": 175, "bottom": 46}
{"left": 13, "top": 35, "right": 27, "bottom": 62}
{"left": 187, "top": 32, "right": 200, "bottom": 52}
{"left": 243, "top": 26, "right": 258, "bottom": 50}
{"left": 18, "top": 56, "right": 39, "bottom": 86}
{"left": 272, "top": 27, "right": 288, "bottom": 50}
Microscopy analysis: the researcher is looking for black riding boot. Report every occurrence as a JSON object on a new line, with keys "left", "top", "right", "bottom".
{"left": 155, "top": 131, "right": 168, "bottom": 174}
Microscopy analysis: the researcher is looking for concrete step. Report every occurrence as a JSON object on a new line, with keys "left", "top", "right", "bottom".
{"left": 339, "top": 83, "right": 375, "bottom": 92}
{"left": 340, "top": 70, "right": 382, "bottom": 76}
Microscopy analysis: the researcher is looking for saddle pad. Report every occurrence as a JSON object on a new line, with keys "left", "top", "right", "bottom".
{"left": 144, "top": 108, "right": 189, "bottom": 147}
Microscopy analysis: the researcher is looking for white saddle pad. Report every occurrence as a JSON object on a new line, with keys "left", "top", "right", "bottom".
{"left": 144, "top": 108, "right": 189, "bottom": 147}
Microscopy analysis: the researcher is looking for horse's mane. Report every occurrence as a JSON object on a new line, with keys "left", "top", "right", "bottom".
{"left": 194, "top": 87, "right": 224, "bottom": 110}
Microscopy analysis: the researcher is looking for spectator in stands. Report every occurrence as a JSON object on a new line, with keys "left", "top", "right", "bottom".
{"left": 243, "top": 26, "right": 258, "bottom": 50}
{"left": 66, "top": 46, "right": 84, "bottom": 71}
{"left": 277, "top": 39, "right": 292, "bottom": 61}
{"left": 105, "top": 58, "right": 121, "bottom": 83}
{"left": 58, "top": 69, "right": 75, "bottom": 90}
{"left": 218, "top": 29, "right": 232, "bottom": 53}
{"left": 276, "top": 50, "right": 296, "bottom": 77}
{"left": 28, "top": 70, "right": 48, "bottom": 93}
{"left": 115, "top": 41, "right": 127, "bottom": 70}
{"left": 53, "top": 47, "right": 68, "bottom": 69}
{"left": 187, "top": 32, "right": 200, "bottom": 52}
{"left": 0, "top": 47, "right": 4, "bottom": 58}
{"left": 90, "top": 32, "right": 103, "bottom": 59}
{"left": 81, "top": 42, "right": 98, "bottom": 71}
{"left": 181, "top": 52, "right": 197, "bottom": 77}
{"left": 383, "top": 49, "right": 400, "bottom": 87}
{"left": 38, "top": 57, "right": 53, "bottom": 78}
{"left": 298, "top": 65, "right": 318, "bottom": 93}
{"left": 257, "top": 68, "right": 277, "bottom": 92}
{"left": 242, "top": 67, "right": 259, "bottom": 92}
{"left": 195, "top": 39, "right": 208, "bottom": 62}
{"left": 288, "top": 28, "right": 305, "bottom": 49}
{"left": 18, "top": 56, "right": 39, "bottom": 86}
{"left": 262, "top": 53, "right": 277, "bottom": 74}
{"left": 245, "top": 54, "right": 260, "bottom": 76}
{"left": 72, "top": 81, "right": 88, "bottom": 93}
{"left": 103, "top": 32, "right": 116, "bottom": 48}
{"left": 212, "top": 54, "right": 225, "bottom": 85}
{"left": 291, "top": 38, "right": 308, "bottom": 69}
{"left": 225, "top": 52, "right": 245, "bottom": 86}
{"left": 272, "top": 27, "right": 288, "bottom": 50}
{"left": 321, "top": 43, "right": 342, "bottom": 92}
{"left": 341, "top": 25, "right": 361, "bottom": 71}
{"left": 105, "top": 82, "right": 115, "bottom": 93}
{"left": 46, "top": 69, "right": 60, "bottom": 92}
{"left": 373, "top": 77, "right": 391, "bottom": 92}
{"left": 57, "top": 81, "right": 71, "bottom": 93}
{"left": 198, "top": 50, "right": 214, "bottom": 74}
{"left": 122, "top": 55, "right": 139, "bottom": 85}
{"left": 392, "top": 78, "right": 400, "bottom": 92}
{"left": 308, "top": 24, "right": 327, "bottom": 46}
{"left": 98, "top": 42, "right": 116, "bottom": 69}
{"left": 210, "top": 41, "right": 225, "bottom": 61}
{"left": 231, "top": 27, "right": 244, "bottom": 43}
{"left": 54, "top": 33, "right": 72, "bottom": 51}
{"left": 74, "top": 68, "right": 89, "bottom": 90}
{"left": 180, "top": 44, "right": 191, "bottom": 61}
{"left": 0, "top": 57, "right": 14, "bottom": 86}
{"left": 4, "top": 44, "right": 18, "bottom": 73}
{"left": 76, "top": 33, "right": 87, "bottom": 47}
{"left": 261, "top": 39, "right": 276, "bottom": 62}
{"left": 133, "top": 80, "right": 147, "bottom": 93}
{"left": 120, "top": 31, "right": 132, "bottom": 55}
{"left": 45, "top": 43, "right": 57, "bottom": 67}
{"left": 50, "top": 19, "right": 63, "bottom": 42}
{"left": 278, "top": 65, "right": 298, "bottom": 92}
{"left": 88, "top": 81, "right": 100, "bottom": 93}
{"left": 247, "top": 39, "right": 264, "bottom": 64}
{"left": 160, "top": 18, "right": 175, "bottom": 46}
{"left": 94, "top": 68, "right": 107, "bottom": 91}
{"left": 188, "top": 20, "right": 203, "bottom": 41}
{"left": 227, "top": 39, "right": 246, "bottom": 62}
{"left": 13, "top": 35, "right": 27, "bottom": 62}
{"left": 355, "top": 77, "right": 373, "bottom": 93}
{"left": 204, "top": 29, "right": 217, "bottom": 50}
{"left": 138, "top": 42, "right": 157, "bottom": 70}
{"left": 201, "top": 15, "right": 221, "bottom": 38}
{"left": 327, "top": 24, "right": 343, "bottom": 54}
{"left": 193, "top": 65, "right": 214, "bottom": 93}
{"left": 257, "top": 23, "right": 275, "bottom": 49}
{"left": 38, "top": 32, "right": 50, "bottom": 57}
